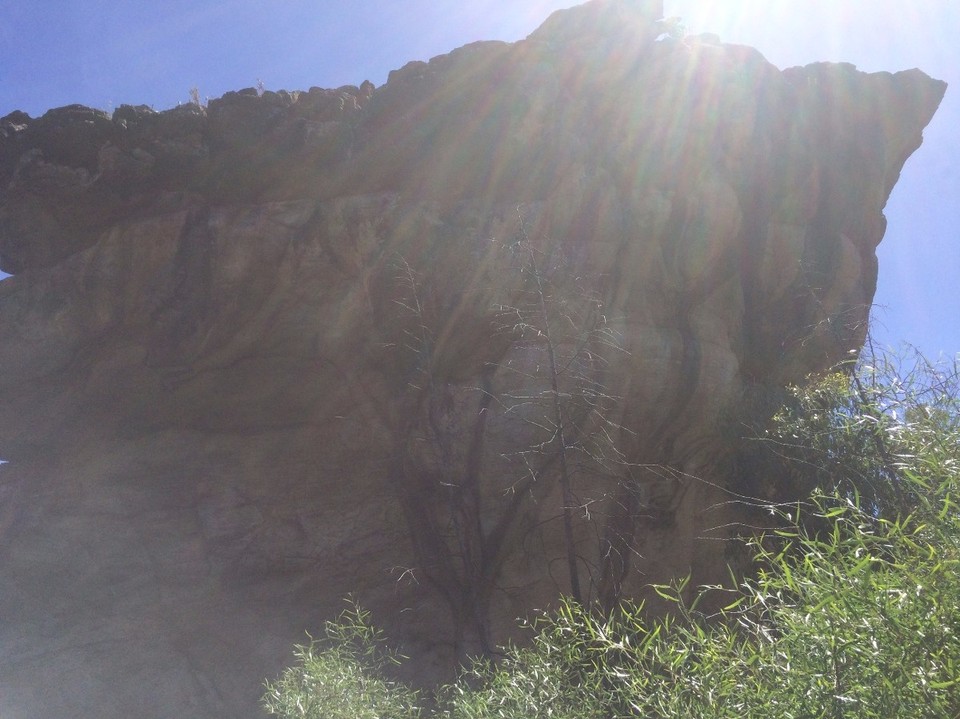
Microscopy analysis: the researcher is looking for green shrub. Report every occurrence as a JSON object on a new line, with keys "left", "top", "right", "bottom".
{"left": 442, "top": 478, "right": 959, "bottom": 717}
{"left": 440, "top": 352, "right": 960, "bottom": 718}
{"left": 742, "top": 350, "right": 959, "bottom": 519}
{"left": 264, "top": 352, "right": 960, "bottom": 718}
{"left": 261, "top": 600, "right": 422, "bottom": 719}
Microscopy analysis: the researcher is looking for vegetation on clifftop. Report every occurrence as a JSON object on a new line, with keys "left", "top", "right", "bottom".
{"left": 264, "top": 349, "right": 960, "bottom": 718}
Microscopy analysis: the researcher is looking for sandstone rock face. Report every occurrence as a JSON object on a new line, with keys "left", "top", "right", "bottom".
{"left": 0, "top": 1, "right": 945, "bottom": 717}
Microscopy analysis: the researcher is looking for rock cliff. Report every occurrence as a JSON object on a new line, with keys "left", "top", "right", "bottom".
{"left": 0, "top": 1, "right": 946, "bottom": 717}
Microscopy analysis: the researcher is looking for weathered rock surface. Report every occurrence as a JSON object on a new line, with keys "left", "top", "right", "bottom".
{"left": 0, "top": 1, "right": 946, "bottom": 716}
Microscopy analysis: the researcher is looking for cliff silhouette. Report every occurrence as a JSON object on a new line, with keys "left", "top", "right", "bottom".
{"left": 0, "top": 1, "right": 946, "bottom": 716}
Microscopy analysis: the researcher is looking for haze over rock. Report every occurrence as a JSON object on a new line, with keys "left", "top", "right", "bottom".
{"left": 0, "top": 1, "right": 946, "bottom": 717}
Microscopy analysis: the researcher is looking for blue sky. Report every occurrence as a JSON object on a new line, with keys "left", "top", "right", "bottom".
{"left": 1, "top": 1, "right": 957, "bottom": 358}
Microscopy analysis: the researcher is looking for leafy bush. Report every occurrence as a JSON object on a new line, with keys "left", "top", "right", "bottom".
{"left": 261, "top": 600, "right": 422, "bottom": 719}
{"left": 740, "top": 349, "right": 959, "bottom": 518}
{"left": 263, "top": 351, "right": 960, "bottom": 718}
{"left": 441, "top": 480, "right": 960, "bottom": 717}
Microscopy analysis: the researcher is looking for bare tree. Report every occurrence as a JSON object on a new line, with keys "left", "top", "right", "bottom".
{"left": 380, "top": 208, "right": 632, "bottom": 657}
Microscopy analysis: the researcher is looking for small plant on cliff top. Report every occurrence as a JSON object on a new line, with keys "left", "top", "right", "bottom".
{"left": 188, "top": 86, "right": 207, "bottom": 108}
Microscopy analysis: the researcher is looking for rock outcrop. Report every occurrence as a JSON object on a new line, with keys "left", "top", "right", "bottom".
{"left": 0, "top": 1, "right": 945, "bottom": 717}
